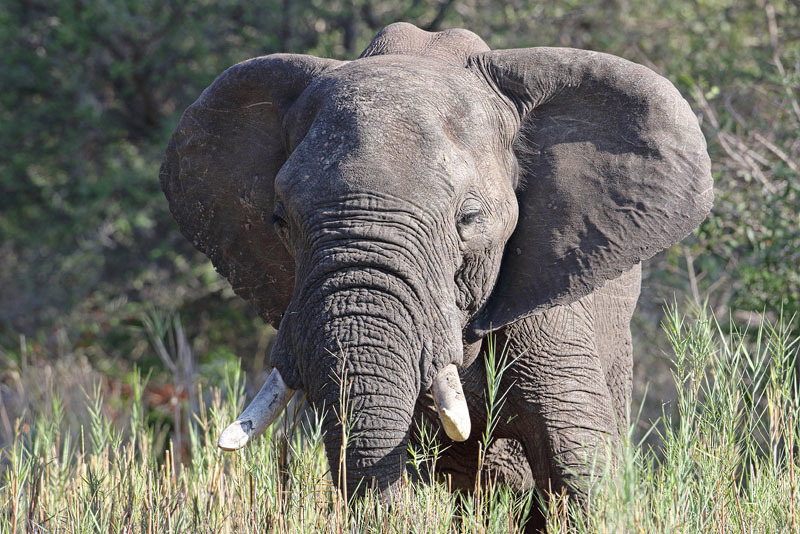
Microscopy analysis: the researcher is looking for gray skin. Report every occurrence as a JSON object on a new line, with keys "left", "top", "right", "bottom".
{"left": 161, "top": 22, "right": 712, "bottom": 519}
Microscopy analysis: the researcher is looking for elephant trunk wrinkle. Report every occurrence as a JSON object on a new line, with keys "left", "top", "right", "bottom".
{"left": 288, "top": 299, "right": 420, "bottom": 500}
{"left": 280, "top": 229, "right": 467, "bottom": 500}
{"left": 291, "top": 245, "right": 464, "bottom": 386}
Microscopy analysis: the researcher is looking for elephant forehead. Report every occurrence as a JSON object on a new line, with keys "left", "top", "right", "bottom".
{"left": 279, "top": 57, "right": 504, "bottom": 204}
{"left": 324, "top": 56, "right": 490, "bottom": 109}
{"left": 277, "top": 129, "right": 476, "bottom": 211}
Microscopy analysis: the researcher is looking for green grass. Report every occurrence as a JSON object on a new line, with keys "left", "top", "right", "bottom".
{"left": 2, "top": 306, "right": 799, "bottom": 532}
{"left": 547, "top": 305, "right": 800, "bottom": 533}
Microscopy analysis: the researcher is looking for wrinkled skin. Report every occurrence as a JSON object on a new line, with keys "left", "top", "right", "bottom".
{"left": 423, "top": 264, "right": 642, "bottom": 494}
{"left": 161, "top": 23, "right": 713, "bottom": 528}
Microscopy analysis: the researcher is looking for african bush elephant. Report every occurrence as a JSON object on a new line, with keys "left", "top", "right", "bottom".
{"left": 161, "top": 22, "right": 712, "bottom": 510}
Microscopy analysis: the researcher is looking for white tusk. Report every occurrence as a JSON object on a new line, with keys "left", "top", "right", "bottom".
{"left": 218, "top": 368, "right": 295, "bottom": 451}
{"left": 432, "top": 364, "right": 471, "bottom": 442}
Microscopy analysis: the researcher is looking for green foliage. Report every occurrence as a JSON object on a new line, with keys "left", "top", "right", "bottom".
{"left": 681, "top": 1, "right": 800, "bottom": 326}
{"left": 0, "top": 0, "right": 292, "bottom": 351}
{"left": 480, "top": 333, "right": 517, "bottom": 459}
{"left": 2, "top": 0, "right": 797, "bottom": 358}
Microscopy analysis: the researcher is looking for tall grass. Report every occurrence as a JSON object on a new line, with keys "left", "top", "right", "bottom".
{"left": 547, "top": 305, "right": 800, "bottom": 532}
{"left": 2, "top": 306, "right": 798, "bottom": 532}
{"left": 0, "top": 359, "right": 530, "bottom": 532}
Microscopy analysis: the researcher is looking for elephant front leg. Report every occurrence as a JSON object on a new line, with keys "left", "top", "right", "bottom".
{"left": 500, "top": 297, "right": 617, "bottom": 497}
{"left": 594, "top": 264, "right": 641, "bottom": 429}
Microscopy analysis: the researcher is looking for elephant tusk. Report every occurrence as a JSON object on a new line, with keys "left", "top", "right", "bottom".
{"left": 217, "top": 368, "right": 295, "bottom": 451}
{"left": 432, "top": 364, "right": 471, "bottom": 442}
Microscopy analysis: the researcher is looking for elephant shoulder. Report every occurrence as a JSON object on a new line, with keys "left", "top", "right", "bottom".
{"left": 493, "top": 263, "right": 641, "bottom": 362}
{"left": 594, "top": 263, "right": 642, "bottom": 303}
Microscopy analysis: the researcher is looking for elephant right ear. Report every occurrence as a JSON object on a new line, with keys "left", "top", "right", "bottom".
{"left": 468, "top": 48, "right": 713, "bottom": 339}
{"left": 160, "top": 54, "right": 341, "bottom": 327}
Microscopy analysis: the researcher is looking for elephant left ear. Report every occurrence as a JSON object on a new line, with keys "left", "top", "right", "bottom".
{"left": 468, "top": 48, "right": 713, "bottom": 338}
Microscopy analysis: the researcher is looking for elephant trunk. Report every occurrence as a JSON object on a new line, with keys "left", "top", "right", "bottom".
{"left": 283, "top": 259, "right": 433, "bottom": 498}
{"left": 265, "top": 214, "right": 468, "bottom": 499}
{"left": 322, "top": 387, "right": 414, "bottom": 499}
{"left": 308, "top": 305, "right": 420, "bottom": 499}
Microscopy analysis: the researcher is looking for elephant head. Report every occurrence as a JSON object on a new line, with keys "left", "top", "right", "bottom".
{"left": 160, "top": 23, "right": 712, "bottom": 498}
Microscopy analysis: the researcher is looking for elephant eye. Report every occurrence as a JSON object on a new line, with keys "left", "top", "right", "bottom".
{"left": 457, "top": 199, "right": 484, "bottom": 228}
{"left": 459, "top": 209, "right": 482, "bottom": 226}
{"left": 271, "top": 213, "right": 288, "bottom": 228}
{"left": 272, "top": 202, "right": 290, "bottom": 240}
{"left": 457, "top": 199, "right": 486, "bottom": 242}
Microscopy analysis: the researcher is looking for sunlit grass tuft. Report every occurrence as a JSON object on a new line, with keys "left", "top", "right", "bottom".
{"left": 0, "top": 360, "right": 531, "bottom": 532}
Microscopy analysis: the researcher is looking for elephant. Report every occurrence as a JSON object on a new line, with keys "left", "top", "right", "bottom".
{"left": 160, "top": 21, "right": 712, "bottom": 523}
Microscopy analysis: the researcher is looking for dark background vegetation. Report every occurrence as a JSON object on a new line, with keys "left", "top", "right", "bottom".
{"left": 1, "top": 0, "right": 798, "bottom": 451}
